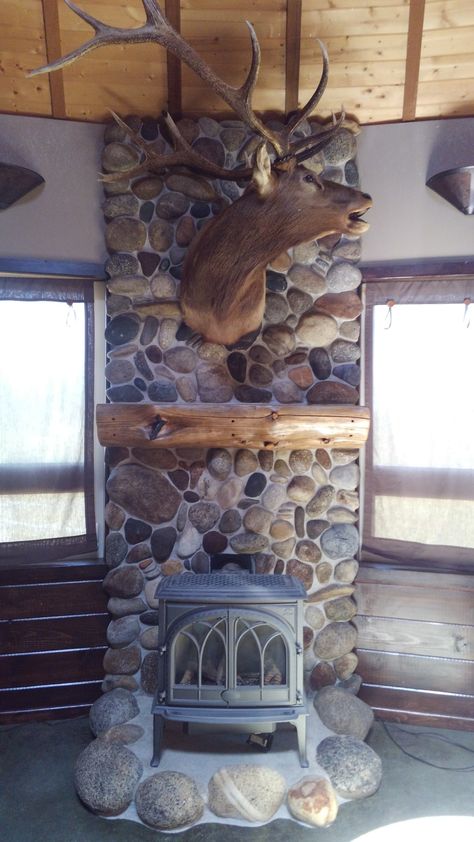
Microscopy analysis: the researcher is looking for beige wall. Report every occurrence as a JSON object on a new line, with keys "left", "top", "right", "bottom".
{"left": 357, "top": 116, "right": 474, "bottom": 264}
{"left": 0, "top": 114, "right": 106, "bottom": 264}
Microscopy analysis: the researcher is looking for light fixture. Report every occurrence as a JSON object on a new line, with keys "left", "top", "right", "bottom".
{"left": 0, "top": 163, "right": 45, "bottom": 210}
{"left": 426, "top": 165, "right": 474, "bottom": 215}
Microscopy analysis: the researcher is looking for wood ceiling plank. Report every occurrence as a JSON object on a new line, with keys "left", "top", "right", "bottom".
{"left": 165, "top": 0, "right": 182, "bottom": 117}
{"left": 286, "top": 0, "right": 302, "bottom": 113}
{"left": 402, "top": 0, "right": 426, "bottom": 120}
{"left": 41, "top": 0, "right": 66, "bottom": 118}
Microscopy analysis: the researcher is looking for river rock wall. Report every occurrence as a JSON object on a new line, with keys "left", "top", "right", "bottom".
{"left": 101, "top": 114, "right": 363, "bottom": 696}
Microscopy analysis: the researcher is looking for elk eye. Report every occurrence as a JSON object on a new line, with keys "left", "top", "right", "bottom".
{"left": 303, "top": 173, "right": 315, "bottom": 183}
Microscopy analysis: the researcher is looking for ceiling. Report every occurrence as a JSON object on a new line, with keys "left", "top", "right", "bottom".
{"left": 1, "top": 1, "right": 473, "bottom": 126}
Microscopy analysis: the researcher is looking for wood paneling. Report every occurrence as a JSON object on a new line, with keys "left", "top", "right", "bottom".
{"left": 2, "top": 0, "right": 474, "bottom": 124}
{"left": 0, "top": 562, "right": 108, "bottom": 724}
{"left": 355, "top": 564, "right": 474, "bottom": 730}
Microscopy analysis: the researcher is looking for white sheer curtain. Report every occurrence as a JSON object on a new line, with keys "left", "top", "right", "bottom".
{"left": 363, "top": 278, "right": 474, "bottom": 571}
{"left": 0, "top": 278, "right": 96, "bottom": 563}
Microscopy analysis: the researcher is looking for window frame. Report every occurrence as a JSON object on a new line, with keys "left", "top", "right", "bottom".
{"left": 0, "top": 258, "right": 106, "bottom": 568}
{"left": 361, "top": 260, "right": 474, "bottom": 574}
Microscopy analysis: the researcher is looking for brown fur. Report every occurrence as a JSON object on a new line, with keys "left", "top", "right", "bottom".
{"left": 180, "top": 165, "right": 371, "bottom": 345}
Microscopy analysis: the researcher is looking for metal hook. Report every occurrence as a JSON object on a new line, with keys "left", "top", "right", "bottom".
{"left": 384, "top": 299, "right": 396, "bottom": 329}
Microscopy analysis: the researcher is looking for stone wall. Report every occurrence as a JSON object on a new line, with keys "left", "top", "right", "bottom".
{"left": 101, "top": 114, "right": 363, "bottom": 697}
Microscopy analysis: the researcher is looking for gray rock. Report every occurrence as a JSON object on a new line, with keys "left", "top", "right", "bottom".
{"left": 107, "top": 616, "right": 140, "bottom": 648}
{"left": 105, "top": 532, "right": 128, "bottom": 568}
{"left": 273, "top": 381, "right": 302, "bottom": 403}
{"left": 295, "top": 540, "right": 321, "bottom": 564}
{"left": 103, "top": 194, "right": 139, "bottom": 219}
{"left": 306, "top": 486, "right": 335, "bottom": 517}
{"left": 89, "top": 688, "right": 140, "bottom": 737}
{"left": 286, "top": 558, "right": 313, "bottom": 590}
{"left": 320, "top": 524, "right": 359, "bottom": 559}
{"left": 107, "top": 464, "right": 181, "bottom": 524}
{"left": 166, "top": 172, "right": 217, "bottom": 201}
{"left": 102, "top": 675, "right": 139, "bottom": 693}
{"left": 307, "top": 381, "right": 358, "bottom": 404}
{"left": 103, "top": 646, "right": 141, "bottom": 676}
{"left": 100, "top": 723, "right": 144, "bottom": 744}
{"left": 207, "top": 448, "right": 232, "bottom": 480}
{"left": 106, "top": 217, "right": 147, "bottom": 252}
{"left": 323, "top": 129, "right": 357, "bottom": 166}
{"left": 243, "top": 506, "right": 273, "bottom": 534}
{"left": 265, "top": 292, "right": 289, "bottom": 323}
{"left": 176, "top": 522, "right": 201, "bottom": 558}
{"left": 304, "top": 604, "right": 325, "bottom": 630}
{"left": 141, "top": 651, "right": 159, "bottom": 694}
{"left": 219, "top": 509, "right": 242, "bottom": 533}
{"left": 135, "top": 771, "right": 204, "bottom": 829}
{"left": 261, "top": 483, "right": 287, "bottom": 510}
{"left": 105, "top": 253, "right": 140, "bottom": 278}
{"left": 103, "top": 566, "right": 144, "bottom": 598}
{"left": 313, "top": 622, "right": 357, "bottom": 660}
{"left": 196, "top": 364, "right": 233, "bottom": 402}
{"left": 289, "top": 450, "right": 313, "bottom": 473}
{"left": 132, "top": 176, "right": 164, "bottom": 199}
{"left": 330, "top": 339, "right": 361, "bottom": 363}
{"left": 74, "top": 740, "right": 143, "bottom": 816}
{"left": 316, "top": 735, "right": 382, "bottom": 799}
{"left": 105, "top": 358, "right": 135, "bottom": 385}
{"left": 325, "top": 596, "right": 357, "bottom": 621}
{"left": 148, "top": 218, "right": 174, "bottom": 251}
{"left": 326, "top": 262, "right": 361, "bottom": 292}
{"left": 102, "top": 142, "right": 140, "bottom": 173}
{"left": 164, "top": 347, "right": 196, "bottom": 373}
{"left": 107, "top": 597, "right": 147, "bottom": 618}
{"left": 296, "top": 311, "right": 338, "bottom": 347}
{"left": 208, "top": 764, "right": 285, "bottom": 821}
{"left": 271, "top": 537, "right": 296, "bottom": 560}
{"left": 335, "top": 558, "right": 359, "bottom": 583}
{"left": 141, "top": 626, "right": 159, "bottom": 650}
{"left": 234, "top": 449, "right": 258, "bottom": 476}
{"left": 287, "top": 476, "right": 316, "bottom": 503}
{"left": 289, "top": 263, "right": 326, "bottom": 294}
{"left": 155, "top": 192, "right": 189, "bottom": 220}
{"left": 189, "top": 501, "right": 220, "bottom": 533}
{"left": 314, "top": 685, "right": 374, "bottom": 739}
{"left": 262, "top": 324, "right": 296, "bottom": 357}
{"left": 330, "top": 463, "right": 360, "bottom": 490}
{"left": 230, "top": 532, "right": 269, "bottom": 553}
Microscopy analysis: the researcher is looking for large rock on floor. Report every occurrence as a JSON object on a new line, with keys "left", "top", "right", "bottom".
{"left": 89, "top": 688, "right": 140, "bottom": 737}
{"left": 74, "top": 740, "right": 143, "bottom": 816}
{"left": 314, "top": 685, "right": 374, "bottom": 739}
{"left": 208, "top": 764, "right": 286, "bottom": 822}
{"left": 287, "top": 776, "right": 338, "bottom": 827}
{"left": 316, "top": 735, "right": 382, "bottom": 799}
{"left": 135, "top": 771, "right": 204, "bottom": 829}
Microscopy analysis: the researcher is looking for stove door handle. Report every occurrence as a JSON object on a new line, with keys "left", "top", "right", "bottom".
{"left": 221, "top": 689, "right": 242, "bottom": 704}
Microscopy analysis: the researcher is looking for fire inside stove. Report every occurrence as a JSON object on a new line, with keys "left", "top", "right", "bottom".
{"left": 151, "top": 572, "right": 308, "bottom": 767}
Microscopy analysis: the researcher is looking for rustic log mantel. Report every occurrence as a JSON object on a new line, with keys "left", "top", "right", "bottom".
{"left": 96, "top": 403, "right": 370, "bottom": 450}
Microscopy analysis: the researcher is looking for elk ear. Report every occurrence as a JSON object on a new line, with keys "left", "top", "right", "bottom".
{"left": 252, "top": 143, "right": 275, "bottom": 197}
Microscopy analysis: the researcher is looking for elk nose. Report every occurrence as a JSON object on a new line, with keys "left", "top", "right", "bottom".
{"left": 362, "top": 192, "right": 372, "bottom": 201}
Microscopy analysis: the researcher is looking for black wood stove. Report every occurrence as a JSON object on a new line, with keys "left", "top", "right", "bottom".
{"left": 151, "top": 572, "right": 308, "bottom": 766}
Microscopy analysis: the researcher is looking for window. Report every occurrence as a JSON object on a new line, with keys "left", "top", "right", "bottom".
{"left": 0, "top": 270, "right": 104, "bottom": 564}
{"left": 362, "top": 277, "right": 474, "bottom": 572}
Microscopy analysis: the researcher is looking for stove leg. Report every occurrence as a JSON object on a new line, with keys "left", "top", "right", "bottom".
{"left": 295, "top": 716, "right": 308, "bottom": 768}
{"left": 151, "top": 715, "right": 165, "bottom": 767}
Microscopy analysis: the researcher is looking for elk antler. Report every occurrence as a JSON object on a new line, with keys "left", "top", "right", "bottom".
{"left": 101, "top": 110, "right": 253, "bottom": 183}
{"left": 30, "top": 0, "right": 343, "bottom": 168}
{"left": 29, "top": 0, "right": 286, "bottom": 155}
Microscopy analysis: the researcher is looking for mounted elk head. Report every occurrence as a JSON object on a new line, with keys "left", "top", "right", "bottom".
{"left": 30, "top": 0, "right": 372, "bottom": 346}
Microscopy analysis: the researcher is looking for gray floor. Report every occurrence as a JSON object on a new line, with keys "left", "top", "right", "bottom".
{"left": 1, "top": 716, "right": 473, "bottom": 841}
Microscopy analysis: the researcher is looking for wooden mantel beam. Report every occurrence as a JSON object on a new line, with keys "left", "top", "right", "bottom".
{"left": 96, "top": 403, "right": 370, "bottom": 451}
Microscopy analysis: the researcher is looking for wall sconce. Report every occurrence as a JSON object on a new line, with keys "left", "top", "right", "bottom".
{"left": 426, "top": 166, "right": 474, "bottom": 215}
{"left": 0, "top": 163, "right": 45, "bottom": 210}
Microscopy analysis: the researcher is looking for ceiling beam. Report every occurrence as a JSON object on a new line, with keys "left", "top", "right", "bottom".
{"left": 41, "top": 0, "right": 66, "bottom": 119}
{"left": 285, "top": 0, "right": 302, "bottom": 114}
{"left": 402, "top": 0, "right": 426, "bottom": 120}
{"left": 165, "top": 0, "right": 182, "bottom": 117}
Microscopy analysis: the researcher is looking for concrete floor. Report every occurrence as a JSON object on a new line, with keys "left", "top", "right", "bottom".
{"left": 1, "top": 716, "right": 473, "bottom": 841}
